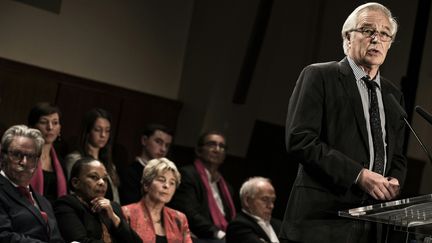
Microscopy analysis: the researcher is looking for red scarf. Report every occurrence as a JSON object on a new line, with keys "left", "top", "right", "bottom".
{"left": 194, "top": 159, "right": 236, "bottom": 231}
{"left": 30, "top": 146, "right": 67, "bottom": 196}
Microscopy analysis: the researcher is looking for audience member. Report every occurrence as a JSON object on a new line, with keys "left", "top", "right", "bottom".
{"left": 122, "top": 158, "right": 192, "bottom": 243}
{"left": 121, "top": 124, "right": 173, "bottom": 205}
{"left": 0, "top": 125, "right": 64, "bottom": 242}
{"left": 226, "top": 177, "right": 281, "bottom": 243}
{"left": 170, "top": 131, "right": 236, "bottom": 242}
{"left": 65, "top": 108, "right": 121, "bottom": 203}
{"left": 54, "top": 157, "right": 142, "bottom": 243}
{"left": 27, "top": 102, "right": 67, "bottom": 204}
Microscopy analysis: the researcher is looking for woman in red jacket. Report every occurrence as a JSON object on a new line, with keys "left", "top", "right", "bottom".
{"left": 122, "top": 158, "right": 192, "bottom": 243}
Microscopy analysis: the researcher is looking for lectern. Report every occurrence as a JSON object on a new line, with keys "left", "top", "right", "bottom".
{"left": 339, "top": 194, "right": 432, "bottom": 242}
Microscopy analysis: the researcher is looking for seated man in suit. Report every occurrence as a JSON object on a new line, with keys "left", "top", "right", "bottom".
{"left": 0, "top": 124, "right": 64, "bottom": 242}
{"left": 120, "top": 123, "right": 173, "bottom": 205}
{"left": 170, "top": 131, "right": 236, "bottom": 242}
{"left": 226, "top": 177, "right": 281, "bottom": 243}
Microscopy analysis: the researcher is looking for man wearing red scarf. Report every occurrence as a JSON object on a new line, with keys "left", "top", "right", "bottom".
{"left": 170, "top": 131, "right": 236, "bottom": 242}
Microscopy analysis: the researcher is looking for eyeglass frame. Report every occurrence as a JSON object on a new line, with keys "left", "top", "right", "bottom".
{"left": 349, "top": 27, "right": 393, "bottom": 42}
{"left": 202, "top": 141, "right": 227, "bottom": 151}
{"left": 1, "top": 149, "right": 40, "bottom": 167}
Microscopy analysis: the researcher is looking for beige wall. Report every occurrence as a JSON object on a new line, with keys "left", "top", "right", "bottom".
{"left": 2, "top": 0, "right": 432, "bottom": 194}
{"left": 0, "top": 0, "right": 193, "bottom": 99}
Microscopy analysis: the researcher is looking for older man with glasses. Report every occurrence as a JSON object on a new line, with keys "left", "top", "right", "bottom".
{"left": 0, "top": 125, "right": 64, "bottom": 242}
{"left": 279, "top": 2, "right": 407, "bottom": 243}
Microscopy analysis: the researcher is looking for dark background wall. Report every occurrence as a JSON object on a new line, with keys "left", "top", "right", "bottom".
{"left": 0, "top": 0, "right": 431, "bottom": 219}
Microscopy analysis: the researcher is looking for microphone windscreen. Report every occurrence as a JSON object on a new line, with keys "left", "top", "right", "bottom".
{"left": 415, "top": 106, "right": 432, "bottom": 125}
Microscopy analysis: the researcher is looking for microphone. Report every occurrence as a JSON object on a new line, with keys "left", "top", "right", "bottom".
{"left": 415, "top": 106, "right": 432, "bottom": 126}
{"left": 387, "top": 94, "right": 432, "bottom": 164}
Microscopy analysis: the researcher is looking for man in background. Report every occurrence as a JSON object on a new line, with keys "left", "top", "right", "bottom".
{"left": 226, "top": 177, "right": 281, "bottom": 243}
{"left": 170, "top": 131, "right": 236, "bottom": 242}
{"left": 120, "top": 123, "right": 173, "bottom": 205}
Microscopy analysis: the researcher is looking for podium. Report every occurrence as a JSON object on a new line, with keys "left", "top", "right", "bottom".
{"left": 339, "top": 194, "right": 432, "bottom": 242}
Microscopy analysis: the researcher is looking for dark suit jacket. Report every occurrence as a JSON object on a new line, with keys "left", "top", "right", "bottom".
{"left": 226, "top": 211, "right": 281, "bottom": 243}
{"left": 54, "top": 194, "right": 142, "bottom": 243}
{"left": 119, "top": 160, "right": 144, "bottom": 205}
{"left": 169, "top": 164, "right": 236, "bottom": 239}
{"left": 279, "top": 58, "right": 407, "bottom": 243}
{"left": 0, "top": 174, "right": 64, "bottom": 243}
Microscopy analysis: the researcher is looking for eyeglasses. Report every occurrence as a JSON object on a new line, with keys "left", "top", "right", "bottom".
{"left": 203, "top": 141, "right": 227, "bottom": 151}
{"left": 350, "top": 27, "right": 393, "bottom": 42}
{"left": 2, "top": 149, "right": 39, "bottom": 166}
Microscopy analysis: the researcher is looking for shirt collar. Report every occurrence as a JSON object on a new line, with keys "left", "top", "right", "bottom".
{"left": 0, "top": 170, "right": 22, "bottom": 188}
{"left": 347, "top": 56, "right": 381, "bottom": 88}
{"left": 242, "top": 208, "right": 270, "bottom": 224}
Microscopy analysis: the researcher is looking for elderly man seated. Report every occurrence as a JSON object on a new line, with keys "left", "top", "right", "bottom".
{"left": 226, "top": 177, "right": 281, "bottom": 243}
{"left": 0, "top": 125, "right": 64, "bottom": 242}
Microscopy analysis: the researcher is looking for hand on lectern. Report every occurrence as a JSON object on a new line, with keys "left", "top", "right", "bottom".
{"left": 357, "top": 169, "right": 400, "bottom": 201}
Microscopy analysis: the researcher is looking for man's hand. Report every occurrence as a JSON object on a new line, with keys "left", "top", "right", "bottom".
{"left": 357, "top": 169, "right": 400, "bottom": 200}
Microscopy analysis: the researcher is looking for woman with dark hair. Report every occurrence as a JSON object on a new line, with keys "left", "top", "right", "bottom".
{"left": 54, "top": 157, "right": 142, "bottom": 243}
{"left": 65, "top": 108, "right": 120, "bottom": 203}
{"left": 28, "top": 102, "right": 67, "bottom": 203}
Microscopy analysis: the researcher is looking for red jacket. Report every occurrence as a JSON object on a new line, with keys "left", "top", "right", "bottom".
{"left": 122, "top": 199, "right": 193, "bottom": 243}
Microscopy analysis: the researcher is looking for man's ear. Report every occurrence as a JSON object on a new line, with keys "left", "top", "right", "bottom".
{"left": 195, "top": 146, "right": 202, "bottom": 157}
{"left": 243, "top": 197, "right": 251, "bottom": 209}
{"left": 71, "top": 177, "right": 80, "bottom": 190}
{"left": 140, "top": 135, "right": 148, "bottom": 146}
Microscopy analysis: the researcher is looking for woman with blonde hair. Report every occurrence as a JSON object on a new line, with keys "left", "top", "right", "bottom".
{"left": 122, "top": 158, "right": 192, "bottom": 243}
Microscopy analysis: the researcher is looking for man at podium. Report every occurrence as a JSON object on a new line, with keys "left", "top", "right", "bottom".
{"left": 279, "top": 2, "right": 407, "bottom": 243}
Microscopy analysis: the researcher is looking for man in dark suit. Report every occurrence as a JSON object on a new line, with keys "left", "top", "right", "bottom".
{"left": 279, "top": 3, "right": 407, "bottom": 243}
{"left": 120, "top": 123, "right": 173, "bottom": 205}
{"left": 0, "top": 124, "right": 64, "bottom": 242}
{"left": 226, "top": 177, "right": 281, "bottom": 243}
{"left": 170, "top": 131, "right": 236, "bottom": 242}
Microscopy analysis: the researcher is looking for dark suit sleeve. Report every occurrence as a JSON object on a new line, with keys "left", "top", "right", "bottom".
{"left": 54, "top": 197, "right": 104, "bottom": 243}
{"left": 0, "top": 201, "right": 46, "bottom": 243}
{"left": 119, "top": 162, "right": 143, "bottom": 205}
{"left": 286, "top": 64, "right": 364, "bottom": 191}
{"left": 170, "top": 167, "right": 219, "bottom": 238}
{"left": 226, "top": 220, "right": 267, "bottom": 243}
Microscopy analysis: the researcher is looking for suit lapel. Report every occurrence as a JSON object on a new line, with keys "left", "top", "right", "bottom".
{"left": 337, "top": 58, "right": 369, "bottom": 150}
{"left": 381, "top": 81, "right": 401, "bottom": 174}
{"left": 0, "top": 176, "right": 48, "bottom": 227}
{"left": 241, "top": 212, "right": 272, "bottom": 242}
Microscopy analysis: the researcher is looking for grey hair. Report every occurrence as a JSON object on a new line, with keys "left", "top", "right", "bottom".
{"left": 239, "top": 177, "right": 272, "bottom": 208}
{"left": 1, "top": 125, "right": 45, "bottom": 162}
{"left": 341, "top": 2, "right": 398, "bottom": 55}
{"left": 141, "top": 157, "right": 181, "bottom": 193}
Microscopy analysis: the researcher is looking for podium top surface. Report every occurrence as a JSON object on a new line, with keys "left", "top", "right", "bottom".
{"left": 339, "top": 194, "right": 432, "bottom": 228}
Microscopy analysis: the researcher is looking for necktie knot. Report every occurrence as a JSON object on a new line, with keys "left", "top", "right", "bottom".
{"left": 17, "top": 186, "right": 33, "bottom": 204}
{"left": 362, "top": 76, "right": 379, "bottom": 90}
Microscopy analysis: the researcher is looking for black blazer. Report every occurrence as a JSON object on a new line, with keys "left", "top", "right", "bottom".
{"left": 54, "top": 194, "right": 142, "bottom": 243}
{"left": 119, "top": 160, "right": 144, "bottom": 205}
{"left": 226, "top": 211, "right": 281, "bottom": 243}
{"left": 0, "top": 174, "right": 64, "bottom": 242}
{"left": 169, "top": 164, "right": 236, "bottom": 239}
{"left": 279, "top": 58, "right": 407, "bottom": 242}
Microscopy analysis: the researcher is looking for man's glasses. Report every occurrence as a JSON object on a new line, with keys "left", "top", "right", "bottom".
{"left": 203, "top": 141, "right": 227, "bottom": 151}
{"left": 350, "top": 27, "right": 393, "bottom": 42}
{"left": 2, "top": 149, "right": 39, "bottom": 166}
